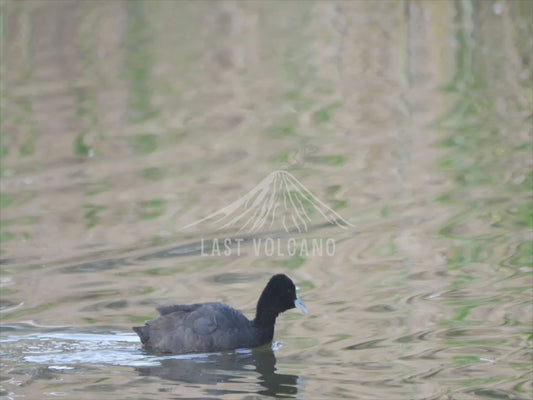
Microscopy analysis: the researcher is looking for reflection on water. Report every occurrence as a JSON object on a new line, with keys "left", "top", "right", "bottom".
{"left": 136, "top": 347, "right": 299, "bottom": 398}
{"left": 1, "top": 1, "right": 532, "bottom": 399}
{"left": 1, "top": 326, "right": 298, "bottom": 398}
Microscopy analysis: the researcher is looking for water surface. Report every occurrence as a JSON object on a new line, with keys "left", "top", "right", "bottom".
{"left": 1, "top": 1, "right": 532, "bottom": 399}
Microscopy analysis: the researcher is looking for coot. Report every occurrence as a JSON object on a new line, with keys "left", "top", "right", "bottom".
{"left": 133, "top": 274, "right": 308, "bottom": 354}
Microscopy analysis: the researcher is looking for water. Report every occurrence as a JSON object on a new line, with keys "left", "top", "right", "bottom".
{"left": 1, "top": 1, "right": 532, "bottom": 399}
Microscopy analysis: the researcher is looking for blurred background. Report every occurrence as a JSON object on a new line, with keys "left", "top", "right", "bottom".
{"left": 1, "top": 1, "right": 532, "bottom": 399}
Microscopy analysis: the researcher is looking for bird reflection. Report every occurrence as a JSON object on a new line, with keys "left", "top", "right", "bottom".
{"left": 135, "top": 346, "right": 299, "bottom": 398}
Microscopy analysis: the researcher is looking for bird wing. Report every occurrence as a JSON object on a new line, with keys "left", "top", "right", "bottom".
{"left": 156, "top": 303, "right": 202, "bottom": 316}
{"left": 135, "top": 302, "right": 255, "bottom": 354}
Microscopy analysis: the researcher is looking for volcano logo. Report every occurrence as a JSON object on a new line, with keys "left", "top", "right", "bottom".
{"left": 183, "top": 170, "right": 352, "bottom": 234}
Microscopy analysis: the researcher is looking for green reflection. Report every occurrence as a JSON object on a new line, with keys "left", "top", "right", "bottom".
{"left": 75, "top": 289, "right": 119, "bottom": 300}
{"left": 125, "top": 0, "right": 158, "bottom": 122}
{"left": 84, "top": 181, "right": 110, "bottom": 196}
{"left": 280, "top": 255, "right": 306, "bottom": 270}
{"left": 284, "top": 90, "right": 316, "bottom": 110}
{"left": 0, "top": 287, "right": 18, "bottom": 296}
{"left": 140, "top": 199, "right": 165, "bottom": 219}
{"left": 433, "top": 1, "right": 532, "bottom": 349}
{"left": 143, "top": 267, "right": 173, "bottom": 276}
{"left": 3, "top": 302, "right": 54, "bottom": 320}
{"left": 149, "top": 234, "right": 168, "bottom": 246}
{"left": 313, "top": 102, "right": 341, "bottom": 124}
{"left": 83, "top": 204, "right": 105, "bottom": 228}
{"left": 0, "top": 231, "right": 15, "bottom": 242}
{"left": 308, "top": 154, "right": 346, "bottom": 167}
{"left": 436, "top": 0, "right": 532, "bottom": 270}
{"left": 140, "top": 167, "right": 164, "bottom": 181}
{"left": 505, "top": 242, "right": 533, "bottom": 268}
{"left": 267, "top": 123, "right": 297, "bottom": 138}
{"left": 0, "top": 142, "right": 8, "bottom": 159}
{"left": 134, "top": 286, "right": 155, "bottom": 295}
{"left": 127, "top": 314, "right": 154, "bottom": 324}
{"left": 0, "top": 193, "right": 14, "bottom": 208}
{"left": 17, "top": 101, "right": 39, "bottom": 156}
{"left": 454, "top": 378, "right": 499, "bottom": 388}
{"left": 0, "top": 191, "right": 36, "bottom": 208}
{"left": 74, "top": 132, "right": 92, "bottom": 156}
{"left": 135, "top": 134, "right": 158, "bottom": 154}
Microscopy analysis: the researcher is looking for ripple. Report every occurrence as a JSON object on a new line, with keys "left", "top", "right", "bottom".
{"left": 0, "top": 300, "right": 24, "bottom": 313}
{"left": 206, "top": 271, "right": 265, "bottom": 284}
{"left": 364, "top": 304, "right": 396, "bottom": 313}
{"left": 344, "top": 338, "right": 387, "bottom": 350}
{"left": 60, "top": 258, "right": 126, "bottom": 274}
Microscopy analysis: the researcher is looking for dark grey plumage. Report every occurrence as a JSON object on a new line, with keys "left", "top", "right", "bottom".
{"left": 133, "top": 274, "right": 308, "bottom": 354}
